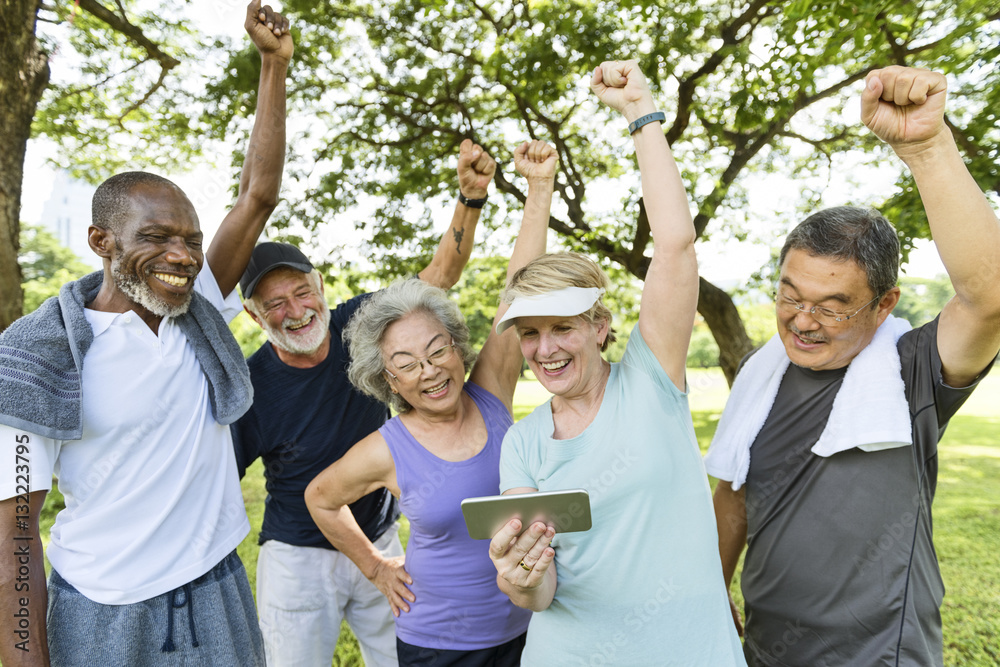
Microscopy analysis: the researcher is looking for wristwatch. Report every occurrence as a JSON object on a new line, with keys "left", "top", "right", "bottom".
{"left": 458, "top": 192, "right": 487, "bottom": 209}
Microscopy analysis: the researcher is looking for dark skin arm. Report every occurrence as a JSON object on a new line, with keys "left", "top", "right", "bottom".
{"left": 206, "top": 1, "right": 293, "bottom": 296}
{"left": 0, "top": 490, "right": 50, "bottom": 667}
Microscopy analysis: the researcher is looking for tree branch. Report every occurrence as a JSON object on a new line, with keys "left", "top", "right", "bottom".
{"left": 691, "top": 67, "right": 873, "bottom": 239}
{"left": 666, "top": 0, "right": 775, "bottom": 146}
{"left": 52, "top": 58, "right": 146, "bottom": 103}
{"left": 76, "top": 0, "right": 180, "bottom": 71}
{"left": 116, "top": 62, "right": 171, "bottom": 125}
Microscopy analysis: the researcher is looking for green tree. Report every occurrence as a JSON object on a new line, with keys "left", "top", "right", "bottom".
{"left": 205, "top": 0, "right": 999, "bottom": 385}
{"left": 18, "top": 223, "right": 94, "bottom": 313}
{"left": 687, "top": 301, "right": 775, "bottom": 368}
{"left": 895, "top": 274, "right": 955, "bottom": 328}
{"left": 687, "top": 321, "right": 722, "bottom": 368}
{"left": 453, "top": 255, "right": 510, "bottom": 350}
{"left": 1, "top": 0, "right": 238, "bottom": 332}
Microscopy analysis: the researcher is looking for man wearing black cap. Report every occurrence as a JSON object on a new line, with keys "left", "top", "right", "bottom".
{"left": 232, "top": 139, "right": 496, "bottom": 666}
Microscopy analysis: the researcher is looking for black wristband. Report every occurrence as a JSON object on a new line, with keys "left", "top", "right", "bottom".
{"left": 627, "top": 111, "right": 666, "bottom": 135}
{"left": 458, "top": 192, "right": 487, "bottom": 209}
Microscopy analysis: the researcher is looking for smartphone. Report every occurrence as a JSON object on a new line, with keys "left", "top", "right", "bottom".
{"left": 461, "top": 488, "right": 592, "bottom": 540}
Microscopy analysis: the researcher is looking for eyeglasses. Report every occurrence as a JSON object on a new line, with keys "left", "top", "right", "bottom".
{"left": 774, "top": 290, "right": 882, "bottom": 327}
{"left": 384, "top": 340, "right": 456, "bottom": 380}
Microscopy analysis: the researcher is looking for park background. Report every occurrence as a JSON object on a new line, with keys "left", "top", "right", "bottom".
{"left": 4, "top": 0, "right": 999, "bottom": 665}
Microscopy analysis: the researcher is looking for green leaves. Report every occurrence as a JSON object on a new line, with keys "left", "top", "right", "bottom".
{"left": 19, "top": 0, "right": 998, "bottom": 379}
{"left": 33, "top": 0, "right": 210, "bottom": 182}
{"left": 18, "top": 224, "right": 94, "bottom": 314}
{"left": 200, "top": 0, "right": 995, "bottom": 279}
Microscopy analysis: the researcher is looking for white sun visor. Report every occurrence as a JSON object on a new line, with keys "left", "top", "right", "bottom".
{"left": 496, "top": 286, "right": 605, "bottom": 334}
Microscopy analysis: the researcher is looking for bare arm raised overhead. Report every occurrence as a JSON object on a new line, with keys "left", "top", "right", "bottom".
{"left": 591, "top": 60, "right": 698, "bottom": 391}
{"left": 206, "top": 1, "right": 292, "bottom": 296}
{"left": 470, "top": 140, "right": 557, "bottom": 411}
{"left": 418, "top": 140, "right": 497, "bottom": 289}
{"left": 861, "top": 66, "right": 1000, "bottom": 387}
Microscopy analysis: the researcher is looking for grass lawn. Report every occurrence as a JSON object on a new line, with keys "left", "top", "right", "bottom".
{"left": 29, "top": 368, "right": 999, "bottom": 666}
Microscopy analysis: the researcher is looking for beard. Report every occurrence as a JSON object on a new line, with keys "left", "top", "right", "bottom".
{"left": 262, "top": 302, "right": 332, "bottom": 355}
{"left": 111, "top": 253, "right": 192, "bottom": 319}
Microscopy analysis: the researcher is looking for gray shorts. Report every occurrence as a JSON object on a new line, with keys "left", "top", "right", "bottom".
{"left": 46, "top": 550, "right": 264, "bottom": 666}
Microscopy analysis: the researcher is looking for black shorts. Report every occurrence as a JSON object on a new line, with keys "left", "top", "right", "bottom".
{"left": 396, "top": 632, "right": 527, "bottom": 667}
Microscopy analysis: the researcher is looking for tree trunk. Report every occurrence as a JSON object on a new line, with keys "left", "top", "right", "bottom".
{"left": 0, "top": 1, "right": 50, "bottom": 333}
{"left": 698, "top": 277, "right": 755, "bottom": 387}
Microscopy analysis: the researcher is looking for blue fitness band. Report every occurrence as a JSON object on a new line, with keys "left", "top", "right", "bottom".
{"left": 627, "top": 111, "right": 666, "bottom": 135}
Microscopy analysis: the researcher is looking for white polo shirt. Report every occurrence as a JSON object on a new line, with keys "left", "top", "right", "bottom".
{"left": 0, "top": 262, "right": 250, "bottom": 604}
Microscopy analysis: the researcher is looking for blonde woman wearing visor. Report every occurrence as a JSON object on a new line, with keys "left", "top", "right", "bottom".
{"left": 487, "top": 60, "right": 746, "bottom": 665}
{"left": 306, "top": 140, "right": 557, "bottom": 666}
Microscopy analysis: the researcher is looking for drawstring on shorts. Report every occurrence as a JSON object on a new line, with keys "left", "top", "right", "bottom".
{"left": 161, "top": 582, "right": 200, "bottom": 652}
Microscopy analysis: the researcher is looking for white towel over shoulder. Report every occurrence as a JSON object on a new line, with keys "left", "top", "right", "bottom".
{"left": 703, "top": 315, "right": 913, "bottom": 490}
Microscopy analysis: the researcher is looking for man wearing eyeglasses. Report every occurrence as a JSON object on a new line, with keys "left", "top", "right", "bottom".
{"left": 231, "top": 139, "right": 495, "bottom": 667}
{"left": 706, "top": 66, "right": 1000, "bottom": 666}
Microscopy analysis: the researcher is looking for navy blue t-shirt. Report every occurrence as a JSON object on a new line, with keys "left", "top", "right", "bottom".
{"left": 232, "top": 293, "right": 399, "bottom": 549}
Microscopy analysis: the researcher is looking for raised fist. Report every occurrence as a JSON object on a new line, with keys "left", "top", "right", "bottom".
{"left": 457, "top": 139, "right": 496, "bottom": 200}
{"left": 514, "top": 140, "right": 558, "bottom": 184}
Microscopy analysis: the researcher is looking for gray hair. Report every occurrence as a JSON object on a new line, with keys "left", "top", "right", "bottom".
{"left": 779, "top": 206, "right": 900, "bottom": 299}
{"left": 344, "top": 279, "right": 477, "bottom": 413}
{"left": 92, "top": 171, "right": 183, "bottom": 234}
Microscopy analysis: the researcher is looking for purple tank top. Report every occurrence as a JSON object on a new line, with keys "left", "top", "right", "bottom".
{"left": 380, "top": 382, "right": 531, "bottom": 650}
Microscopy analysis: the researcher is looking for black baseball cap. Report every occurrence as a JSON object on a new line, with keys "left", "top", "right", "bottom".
{"left": 239, "top": 242, "right": 315, "bottom": 299}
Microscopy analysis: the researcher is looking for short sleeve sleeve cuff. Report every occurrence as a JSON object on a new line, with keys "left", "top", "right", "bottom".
{"left": 499, "top": 430, "right": 536, "bottom": 493}
{"left": 195, "top": 257, "right": 244, "bottom": 324}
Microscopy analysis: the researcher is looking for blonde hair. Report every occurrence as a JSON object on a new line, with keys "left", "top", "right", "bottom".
{"left": 502, "top": 252, "right": 617, "bottom": 351}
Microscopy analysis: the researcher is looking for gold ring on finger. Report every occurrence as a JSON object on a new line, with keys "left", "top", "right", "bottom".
{"left": 518, "top": 559, "right": 531, "bottom": 572}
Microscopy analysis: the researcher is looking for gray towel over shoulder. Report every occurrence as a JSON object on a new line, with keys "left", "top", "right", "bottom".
{"left": 0, "top": 271, "right": 253, "bottom": 440}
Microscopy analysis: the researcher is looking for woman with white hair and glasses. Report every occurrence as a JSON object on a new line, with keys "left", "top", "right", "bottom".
{"left": 305, "top": 140, "right": 556, "bottom": 666}
{"left": 486, "top": 60, "right": 746, "bottom": 665}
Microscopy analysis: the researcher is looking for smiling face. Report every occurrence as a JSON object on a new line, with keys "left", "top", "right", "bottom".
{"left": 249, "top": 268, "right": 331, "bottom": 358}
{"left": 107, "top": 183, "right": 204, "bottom": 319}
{"left": 777, "top": 248, "right": 898, "bottom": 371}
{"left": 514, "top": 314, "right": 609, "bottom": 399}
{"left": 381, "top": 311, "right": 466, "bottom": 416}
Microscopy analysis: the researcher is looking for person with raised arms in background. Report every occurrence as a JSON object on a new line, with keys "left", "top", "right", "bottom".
{"left": 233, "top": 139, "right": 496, "bottom": 666}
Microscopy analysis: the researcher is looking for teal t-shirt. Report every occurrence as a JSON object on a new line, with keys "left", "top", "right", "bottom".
{"left": 500, "top": 326, "right": 745, "bottom": 666}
